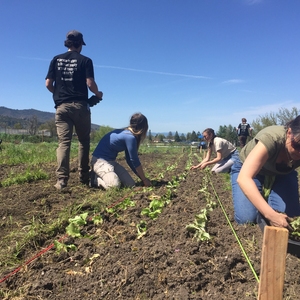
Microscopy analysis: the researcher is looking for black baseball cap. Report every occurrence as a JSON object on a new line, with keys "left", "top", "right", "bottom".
{"left": 66, "top": 30, "right": 86, "bottom": 46}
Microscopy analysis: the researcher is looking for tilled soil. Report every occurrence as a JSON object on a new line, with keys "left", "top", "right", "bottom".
{"left": 0, "top": 151, "right": 300, "bottom": 299}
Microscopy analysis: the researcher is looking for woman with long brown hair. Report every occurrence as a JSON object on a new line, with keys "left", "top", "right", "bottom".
{"left": 190, "top": 128, "right": 239, "bottom": 174}
{"left": 90, "top": 113, "right": 151, "bottom": 189}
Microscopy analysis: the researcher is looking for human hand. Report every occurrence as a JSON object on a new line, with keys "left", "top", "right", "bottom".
{"left": 96, "top": 91, "right": 103, "bottom": 100}
{"left": 268, "top": 211, "right": 292, "bottom": 230}
{"left": 190, "top": 165, "right": 198, "bottom": 170}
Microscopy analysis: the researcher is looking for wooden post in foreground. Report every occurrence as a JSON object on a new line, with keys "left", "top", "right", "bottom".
{"left": 258, "top": 226, "right": 288, "bottom": 300}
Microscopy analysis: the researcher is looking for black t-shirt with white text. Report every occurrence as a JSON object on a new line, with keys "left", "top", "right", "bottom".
{"left": 46, "top": 51, "right": 94, "bottom": 107}
{"left": 238, "top": 123, "right": 250, "bottom": 136}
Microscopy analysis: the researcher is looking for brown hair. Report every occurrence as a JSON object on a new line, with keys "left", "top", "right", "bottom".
{"left": 202, "top": 128, "right": 216, "bottom": 148}
{"left": 286, "top": 115, "right": 300, "bottom": 142}
{"left": 127, "top": 113, "right": 148, "bottom": 148}
{"left": 242, "top": 118, "right": 247, "bottom": 122}
{"left": 64, "top": 40, "right": 83, "bottom": 49}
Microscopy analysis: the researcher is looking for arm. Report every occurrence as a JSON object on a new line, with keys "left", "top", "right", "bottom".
{"left": 190, "top": 148, "right": 212, "bottom": 170}
{"left": 136, "top": 165, "right": 151, "bottom": 187}
{"left": 45, "top": 79, "right": 54, "bottom": 93}
{"left": 124, "top": 136, "right": 151, "bottom": 186}
{"left": 86, "top": 78, "right": 103, "bottom": 99}
{"left": 237, "top": 141, "right": 290, "bottom": 228}
{"left": 199, "top": 151, "right": 222, "bottom": 170}
{"left": 249, "top": 126, "right": 253, "bottom": 137}
{"left": 125, "top": 151, "right": 151, "bottom": 187}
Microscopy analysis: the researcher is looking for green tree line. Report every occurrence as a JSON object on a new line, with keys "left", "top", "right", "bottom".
{"left": 1, "top": 107, "right": 298, "bottom": 144}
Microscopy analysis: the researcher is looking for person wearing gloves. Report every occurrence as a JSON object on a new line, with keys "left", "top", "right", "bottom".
{"left": 90, "top": 113, "right": 151, "bottom": 189}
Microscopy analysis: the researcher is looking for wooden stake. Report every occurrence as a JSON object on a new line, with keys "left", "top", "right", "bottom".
{"left": 258, "top": 226, "right": 288, "bottom": 300}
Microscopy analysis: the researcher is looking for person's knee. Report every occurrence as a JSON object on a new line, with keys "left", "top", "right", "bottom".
{"left": 58, "top": 136, "right": 72, "bottom": 145}
{"left": 234, "top": 212, "right": 257, "bottom": 225}
{"left": 102, "top": 172, "right": 121, "bottom": 189}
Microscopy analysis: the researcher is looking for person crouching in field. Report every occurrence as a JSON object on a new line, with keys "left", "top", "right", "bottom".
{"left": 90, "top": 113, "right": 152, "bottom": 189}
{"left": 190, "top": 128, "right": 239, "bottom": 174}
{"left": 231, "top": 116, "right": 300, "bottom": 228}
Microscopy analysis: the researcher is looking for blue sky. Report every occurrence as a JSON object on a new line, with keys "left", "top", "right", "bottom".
{"left": 0, "top": 0, "right": 299, "bottom": 135}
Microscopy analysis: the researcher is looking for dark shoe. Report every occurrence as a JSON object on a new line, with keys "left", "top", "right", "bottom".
{"left": 79, "top": 172, "right": 90, "bottom": 186}
{"left": 80, "top": 179, "right": 90, "bottom": 186}
{"left": 90, "top": 170, "right": 98, "bottom": 188}
{"left": 54, "top": 178, "right": 68, "bottom": 190}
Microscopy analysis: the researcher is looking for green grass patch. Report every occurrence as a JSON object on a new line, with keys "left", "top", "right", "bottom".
{"left": 0, "top": 168, "right": 49, "bottom": 187}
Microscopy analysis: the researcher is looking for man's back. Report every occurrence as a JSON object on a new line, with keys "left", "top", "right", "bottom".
{"left": 47, "top": 50, "right": 94, "bottom": 106}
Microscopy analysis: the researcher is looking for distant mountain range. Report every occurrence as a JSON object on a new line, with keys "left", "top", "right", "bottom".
{"left": 0, "top": 106, "right": 100, "bottom": 130}
{"left": 0, "top": 106, "right": 55, "bottom": 122}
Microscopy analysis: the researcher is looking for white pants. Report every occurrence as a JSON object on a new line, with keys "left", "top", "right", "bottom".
{"left": 211, "top": 158, "right": 234, "bottom": 174}
{"left": 91, "top": 156, "right": 135, "bottom": 189}
{"left": 211, "top": 149, "right": 239, "bottom": 174}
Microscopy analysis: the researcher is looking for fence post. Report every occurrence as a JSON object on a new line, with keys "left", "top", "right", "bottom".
{"left": 257, "top": 226, "right": 288, "bottom": 300}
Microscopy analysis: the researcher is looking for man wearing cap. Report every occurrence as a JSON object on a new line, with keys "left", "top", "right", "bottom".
{"left": 46, "top": 30, "right": 103, "bottom": 190}
{"left": 236, "top": 118, "right": 252, "bottom": 148}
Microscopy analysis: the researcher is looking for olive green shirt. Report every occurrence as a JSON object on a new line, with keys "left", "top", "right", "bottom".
{"left": 239, "top": 125, "right": 300, "bottom": 176}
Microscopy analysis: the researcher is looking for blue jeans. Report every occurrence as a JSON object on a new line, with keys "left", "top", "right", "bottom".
{"left": 231, "top": 158, "right": 300, "bottom": 224}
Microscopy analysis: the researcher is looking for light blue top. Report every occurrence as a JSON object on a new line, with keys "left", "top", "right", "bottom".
{"left": 92, "top": 129, "right": 140, "bottom": 174}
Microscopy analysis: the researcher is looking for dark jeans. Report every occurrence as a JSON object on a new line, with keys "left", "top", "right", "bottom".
{"left": 238, "top": 135, "right": 248, "bottom": 148}
{"left": 55, "top": 102, "right": 91, "bottom": 183}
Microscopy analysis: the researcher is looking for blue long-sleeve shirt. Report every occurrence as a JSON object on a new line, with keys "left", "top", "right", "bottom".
{"left": 92, "top": 129, "right": 140, "bottom": 175}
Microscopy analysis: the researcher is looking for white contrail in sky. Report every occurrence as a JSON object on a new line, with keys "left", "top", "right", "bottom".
{"left": 245, "top": 0, "right": 263, "bottom": 5}
{"left": 221, "top": 79, "right": 245, "bottom": 85}
{"left": 17, "top": 56, "right": 212, "bottom": 79}
{"left": 94, "top": 65, "right": 212, "bottom": 79}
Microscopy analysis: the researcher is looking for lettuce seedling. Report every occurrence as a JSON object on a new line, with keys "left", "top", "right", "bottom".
{"left": 66, "top": 212, "right": 88, "bottom": 237}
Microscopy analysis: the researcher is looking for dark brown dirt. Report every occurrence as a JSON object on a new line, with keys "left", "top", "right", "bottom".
{"left": 0, "top": 151, "right": 300, "bottom": 299}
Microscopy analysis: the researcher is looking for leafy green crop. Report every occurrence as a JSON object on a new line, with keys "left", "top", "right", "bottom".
{"left": 186, "top": 209, "right": 211, "bottom": 241}
{"left": 136, "top": 221, "right": 147, "bottom": 239}
{"left": 290, "top": 217, "right": 300, "bottom": 237}
{"left": 66, "top": 212, "right": 88, "bottom": 237}
{"left": 54, "top": 241, "right": 77, "bottom": 253}
{"left": 141, "top": 199, "right": 165, "bottom": 220}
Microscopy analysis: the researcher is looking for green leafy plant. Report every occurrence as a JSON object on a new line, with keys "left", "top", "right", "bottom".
{"left": 66, "top": 212, "right": 88, "bottom": 238}
{"left": 92, "top": 214, "right": 103, "bottom": 225}
{"left": 186, "top": 209, "right": 211, "bottom": 241}
{"left": 118, "top": 198, "right": 136, "bottom": 210}
{"left": 289, "top": 217, "right": 300, "bottom": 238}
{"left": 136, "top": 221, "right": 147, "bottom": 239}
{"left": 141, "top": 199, "right": 165, "bottom": 220}
{"left": 54, "top": 240, "right": 77, "bottom": 253}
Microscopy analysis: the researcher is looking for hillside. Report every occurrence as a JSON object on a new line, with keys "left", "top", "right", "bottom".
{"left": 0, "top": 106, "right": 55, "bottom": 123}
{"left": 0, "top": 106, "right": 100, "bottom": 130}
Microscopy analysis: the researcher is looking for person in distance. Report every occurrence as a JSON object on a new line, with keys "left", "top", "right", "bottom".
{"left": 90, "top": 113, "right": 152, "bottom": 189}
{"left": 236, "top": 118, "right": 252, "bottom": 148}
